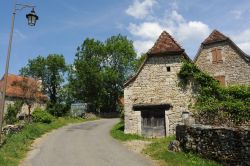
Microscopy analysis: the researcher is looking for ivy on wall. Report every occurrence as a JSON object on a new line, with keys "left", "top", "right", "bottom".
{"left": 178, "top": 61, "right": 250, "bottom": 125}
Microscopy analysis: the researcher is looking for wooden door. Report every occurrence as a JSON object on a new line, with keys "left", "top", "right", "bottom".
{"left": 141, "top": 110, "right": 165, "bottom": 137}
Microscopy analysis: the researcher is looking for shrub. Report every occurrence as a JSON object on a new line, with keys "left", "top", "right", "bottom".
{"left": 4, "top": 101, "right": 23, "bottom": 124}
{"left": 178, "top": 61, "right": 250, "bottom": 125}
{"left": 32, "top": 108, "right": 55, "bottom": 124}
{"left": 47, "top": 103, "right": 70, "bottom": 117}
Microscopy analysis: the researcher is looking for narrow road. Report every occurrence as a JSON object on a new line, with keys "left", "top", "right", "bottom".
{"left": 22, "top": 119, "right": 152, "bottom": 166}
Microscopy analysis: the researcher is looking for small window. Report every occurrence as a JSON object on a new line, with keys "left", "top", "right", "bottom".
{"left": 166, "top": 66, "right": 171, "bottom": 72}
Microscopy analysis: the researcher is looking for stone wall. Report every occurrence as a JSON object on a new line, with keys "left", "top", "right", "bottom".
{"left": 195, "top": 42, "right": 250, "bottom": 85}
{"left": 3, "top": 97, "right": 46, "bottom": 115}
{"left": 124, "top": 55, "right": 195, "bottom": 136}
{"left": 176, "top": 124, "right": 250, "bottom": 165}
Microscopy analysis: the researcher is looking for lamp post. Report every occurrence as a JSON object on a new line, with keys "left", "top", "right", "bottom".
{"left": 0, "top": 1, "right": 39, "bottom": 143}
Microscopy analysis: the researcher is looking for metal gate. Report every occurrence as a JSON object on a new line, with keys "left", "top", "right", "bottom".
{"left": 141, "top": 110, "right": 165, "bottom": 137}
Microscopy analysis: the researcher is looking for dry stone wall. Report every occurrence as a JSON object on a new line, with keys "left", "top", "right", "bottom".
{"left": 176, "top": 124, "right": 250, "bottom": 166}
{"left": 124, "top": 55, "right": 195, "bottom": 136}
{"left": 195, "top": 42, "right": 250, "bottom": 85}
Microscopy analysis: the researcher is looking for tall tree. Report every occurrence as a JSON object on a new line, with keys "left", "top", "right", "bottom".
{"left": 69, "top": 38, "right": 105, "bottom": 109}
{"left": 70, "top": 35, "right": 137, "bottom": 112}
{"left": 20, "top": 54, "right": 67, "bottom": 104}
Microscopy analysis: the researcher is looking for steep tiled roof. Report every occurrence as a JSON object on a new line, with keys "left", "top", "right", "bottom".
{"left": 147, "top": 31, "right": 184, "bottom": 55}
{"left": 0, "top": 74, "right": 48, "bottom": 101}
{"left": 124, "top": 31, "right": 191, "bottom": 87}
{"left": 202, "top": 30, "right": 228, "bottom": 45}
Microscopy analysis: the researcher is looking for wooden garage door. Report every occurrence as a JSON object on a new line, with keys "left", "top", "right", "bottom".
{"left": 141, "top": 110, "right": 165, "bottom": 137}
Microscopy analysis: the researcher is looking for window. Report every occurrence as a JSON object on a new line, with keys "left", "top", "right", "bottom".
{"left": 212, "top": 48, "right": 223, "bottom": 64}
{"left": 215, "top": 75, "right": 225, "bottom": 86}
{"left": 166, "top": 66, "right": 171, "bottom": 72}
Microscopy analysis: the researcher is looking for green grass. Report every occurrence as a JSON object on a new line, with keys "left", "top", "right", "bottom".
{"left": 111, "top": 122, "right": 220, "bottom": 166}
{"left": 0, "top": 117, "right": 97, "bottom": 166}
{"left": 110, "top": 121, "right": 145, "bottom": 141}
{"left": 143, "top": 137, "right": 220, "bottom": 166}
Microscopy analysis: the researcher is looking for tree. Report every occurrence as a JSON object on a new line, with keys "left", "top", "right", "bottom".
{"left": 101, "top": 35, "right": 137, "bottom": 112}
{"left": 70, "top": 35, "right": 137, "bottom": 112}
{"left": 69, "top": 39, "right": 105, "bottom": 110}
{"left": 20, "top": 54, "right": 67, "bottom": 105}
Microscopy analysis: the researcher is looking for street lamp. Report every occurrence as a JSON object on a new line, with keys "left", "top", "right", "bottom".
{"left": 0, "top": 1, "right": 39, "bottom": 143}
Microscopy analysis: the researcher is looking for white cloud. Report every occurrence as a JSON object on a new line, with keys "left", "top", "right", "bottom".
{"left": 176, "top": 21, "right": 210, "bottom": 42}
{"left": 133, "top": 40, "right": 154, "bottom": 55}
{"left": 128, "top": 22, "right": 165, "bottom": 39}
{"left": 126, "top": 0, "right": 157, "bottom": 19}
{"left": 126, "top": 7, "right": 210, "bottom": 55}
{"left": 232, "top": 29, "right": 250, "bottom": 54}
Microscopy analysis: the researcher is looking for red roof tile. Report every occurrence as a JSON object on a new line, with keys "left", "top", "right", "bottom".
{"left": 202, "top": 30, "right": 228, "bottom": 45}
{"left": 147, "top": 31, "right": 184, "bottom": 55}
{"left": 0, "top": 74, "right": 48, "bottom": 101}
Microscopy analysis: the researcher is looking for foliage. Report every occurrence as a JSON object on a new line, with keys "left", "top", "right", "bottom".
{"left": 0, "top": 117, "right": 94, "bottom": 166}
{"left": 110, "top": 122, "right": 145, "bottom": 141}
{"left": 143, "top": 137, "right": 219, "bottom": 166}
{"left": 133, "top": 53, "right": 147, "bottom": 71}
{"left": 20, "top": 54, "right": 68, "bottom": 104}
{"left": 32, "top": 108, "right": 55, "bottom": 124}
{"left": 4, "top": 101, "right": 23, "bottom": 124}
{"left": 47, "top": 102, "right": 70, "bottom": 117}
{"left": 178, "top": 61, "right": 250, "bottom": 125}
{"left": 69, "top": 35, "right": 137, "bottom": 113}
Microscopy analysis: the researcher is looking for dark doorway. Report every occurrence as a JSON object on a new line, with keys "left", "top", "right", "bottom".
{"left": 141, "top": 110, "right": 165, "bottom": 137}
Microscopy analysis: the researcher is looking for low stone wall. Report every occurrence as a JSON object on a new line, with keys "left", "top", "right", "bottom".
{"left": 176, "top": 124, "right": 250, "bottom": 166}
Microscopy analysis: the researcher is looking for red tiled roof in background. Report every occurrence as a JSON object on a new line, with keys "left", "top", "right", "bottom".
{"left": 147, "top": 31, "right": 184, "bottom": 55}
{"left": 202, "top": 30, "right": 228, "bottom": 45}
{"left": 0, "top": 74, "right": 48, "bottom": 101}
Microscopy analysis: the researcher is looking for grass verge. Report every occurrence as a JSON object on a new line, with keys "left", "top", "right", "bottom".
{"left": 0, "top": 117, "right": 97, "bottom": 166}
{"left": 110, "top": 121, "right": 145, "bottom": 141}
{"left": 111, "top": 122, "right": 220, "bottom": 166}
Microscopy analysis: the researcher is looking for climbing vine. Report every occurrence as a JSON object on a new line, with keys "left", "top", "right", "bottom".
{"left": 178, "top": 61, "right": 250, "bottom": 125}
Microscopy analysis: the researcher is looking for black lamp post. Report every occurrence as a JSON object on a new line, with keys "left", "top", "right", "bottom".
{"left": 26, "top": 8, "right": 39, "bottom": 26}
{"left": 0, "top": 1, "right": 39, "bottom": 143}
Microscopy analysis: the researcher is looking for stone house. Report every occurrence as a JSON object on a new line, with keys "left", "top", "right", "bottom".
{"left": 194, "top": 30, "right": 250, "bottom": 86}
{"left": 0, "top": 74, "right": 47, "bottom": 116}
{"left": 124, "top": 31, "right": 195, "bottom": 137}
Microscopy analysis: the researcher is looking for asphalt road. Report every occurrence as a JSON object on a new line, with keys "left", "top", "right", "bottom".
{"left": 21, "top": 119, "right": 152, "bottom": 166}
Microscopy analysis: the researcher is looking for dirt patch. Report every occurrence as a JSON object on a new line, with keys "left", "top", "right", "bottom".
{"left": 123, "top": 140, "right": 162, "bottom": 166}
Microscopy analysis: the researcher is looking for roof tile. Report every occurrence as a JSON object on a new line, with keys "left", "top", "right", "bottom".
{"left": 147, "top": 31, "right": 184, "bottom": 55}
{"left": 202, "top": 30, "right": 228, "bottom": 45}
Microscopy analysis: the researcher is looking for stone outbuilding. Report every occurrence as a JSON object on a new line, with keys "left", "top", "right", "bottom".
{"left": 194, "top": 30, "right": 250, "bottom": 86}
{"left": 124, "top": 31, "right": 195, "bottom": 137}
{"left": 0, "top": 74, "right": 47, "bottom": 116}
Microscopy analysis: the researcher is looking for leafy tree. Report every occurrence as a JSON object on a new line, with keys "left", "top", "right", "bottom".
{"left": 20, "top": 54, "right": 67, "bottom": 104}
{"left": 133, "top": 53, "right": 147, "bottom": 71}
{"left": 70, "top": 35, "right": 137, "bottom": 112}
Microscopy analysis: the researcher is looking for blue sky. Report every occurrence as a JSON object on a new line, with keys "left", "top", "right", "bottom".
{"left": 0, "top": 0, "right": 250, "bottom": 76}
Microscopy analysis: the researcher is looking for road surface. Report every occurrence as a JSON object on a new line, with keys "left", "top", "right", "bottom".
{"left": 21, "top": 119, "right": 152, "bottom": 166}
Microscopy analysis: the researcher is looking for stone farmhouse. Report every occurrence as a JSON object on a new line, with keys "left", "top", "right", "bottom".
{"left": 0, "top": 74, "right": 47, "bottom": 116}
{"left": 195, "top": 30, "right": 250, "bottom": 86}
{"left": 124, "top": 30, "right": 250, "bottom": 137}
{"left": 124, "top": 31, "right": 195, "bottom": 137}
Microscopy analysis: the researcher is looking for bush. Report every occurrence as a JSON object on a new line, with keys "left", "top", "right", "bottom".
{"left": 4, "top": 101, "right": 23, "bottom": 124}
{"left": 47, "top": 103, "right": 70, "bottom": 117}
{"left": 178, "top": 61, "right": 250, "bottom": 125}
{"left": 32, "top": 108, "right": 55, "bottom": 124}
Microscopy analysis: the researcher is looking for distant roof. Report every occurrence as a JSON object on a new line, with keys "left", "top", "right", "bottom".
{"left": 0, "top": 74, "right": 48, "bottom": 101}
{"left": 147, "top": 31, "right": 184, "bottom": 55}
{"left": 194, "top": 29, "right": 250, "bottom": 62}
{"left": 202, "top": 29, "right": 228, "bottom": 45}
